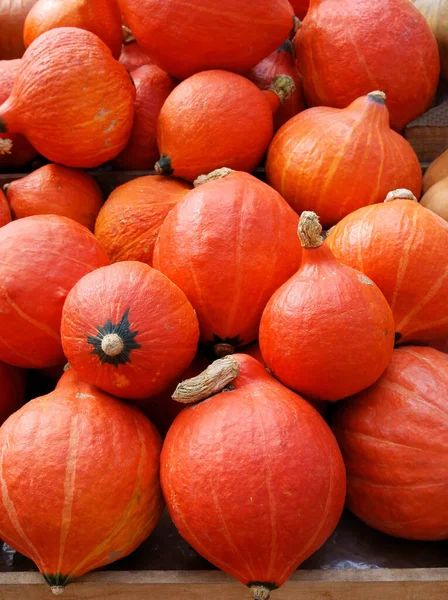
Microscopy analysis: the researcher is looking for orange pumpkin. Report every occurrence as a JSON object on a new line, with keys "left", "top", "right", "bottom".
{"left": 0, "top": 360, "right": 26, "bottom": 424}
{"left": 153, "top": 169, "right": 302, "bottom": 354}
{"left": 423, "top": 149, "right": 448, "bottom": 193}
{"left": 266, "top": 91, "right": 422, "bottom": 228}
{"left": 0, "top": 367, "right": 164, "bottom": 593}
{"left": 290, "top": 0, "right": 309, "bottom": 18}
{"left": 420, "top": 176, "right": 448, "bottom": 222}
{"left": 94, "top": 175, "right": 191, "bottom": 265}
{"left": 0, "top": 188, "right": 11, "bottom": 226}
{"left": 0, "top": 215, "right": 109, "bottom": 368}
{"left": 0, "top": 0, "right": 37, "bottom": 59}
{"left": 0, "top": 27, "right": 135, "bottom": 168}
{"left": 113, "top": 65, "right": 177, "bottom": 170}
{"left": 61, "top": 261, "right": 200, "bottom": 399}
{"left": 259, "top": 212, "right": 395, "bottom": 402}
{"left": 326, "top": 189, "right": 448, "bottom": 345}
{"left": 295, "top": 0, "right": 440, "bottom": 132}
{"left": 24, "top": 0, "right": 123, "bottom": 59}
{"left": 119, "top": 41, "right": 152, "bottom": 72}
{"left": 4, "top": 164, "right": 103, "bottom": 230}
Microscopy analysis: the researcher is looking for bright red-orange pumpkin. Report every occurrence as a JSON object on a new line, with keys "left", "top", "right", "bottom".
{"left": 24, "top": 0, "right": 123, "bottom": 59}
{"left": 119, "top": 41, "right": 152, "bottom": 72}
{"left": 326, "top": 189, "right": 448, "bottom": 344}
{"left": 290, "top": 0, "right": 309, "bottom": 19}
{"left": 0, "top": 360, "right": 26, "bottom": 424}
{"left": 113, "top": 65, "right": 177, "bottom": 170}
{"left": 0, "top": 215, "right": 109, "bottom": 369}
{"left": 0, "top": 367, "right": 164, "bottom": 593}
{"left": 295, "top": 0, "right": 439, "bottom": 132}
{"left": 118, "top": 0, "right": 295, "bottom": 80}
{"left": 0, "top": 0, "right": 37, "bottom": 59}
{"left": 333, "top": 346, "right": 448, "bottom": 541}
{"left": 4, "top": 164, "right": 103, "bottom": 230}
{"left": 94, "top": 175, "right": 191, "bottom": 265}
{"left": 259, "top": 212, "right": 395, "bottom": 402}
{"left": 266, "top": 91, "right": 422, "bottom": 228}
{"left": 153, "top": 169, "right": 302, "bottom": 354}
{"left": 61, "top": 261, "right": 199, "bottom": 399}
{"left": 0, "top": 27, "right": 135, "bottom": 168}
{"left": 0, "top": 188, "right": 12, "bottom": 226}
{"left": 161, "top": 354, "right": 346, "bottom": 599}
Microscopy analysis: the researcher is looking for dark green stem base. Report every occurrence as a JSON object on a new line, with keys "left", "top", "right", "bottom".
{"left": 155, "top": 154, "right": 174, "bottom": 176}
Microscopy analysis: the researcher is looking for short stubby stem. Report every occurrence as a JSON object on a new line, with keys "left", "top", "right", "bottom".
{"left": 154, "top": 154, "right": 173, "bottom": 176}
{"left": 51, "top": 587, "right": 65, "bottom": 596}
{"left": 173, "top": 355, "right": 240, "bottom": 404}
{"left": 0, "top": 138, "right": 12, "bottom": 155}
{"left": 384, "top": 189, "right": 418, "bottom": 202}
{"left": 298, "top": 211, "right": 323, "bottom": 248}
{"left": 194, "top": 167, "right": 234, "bottom": 187}
{"left": 250, "top": 585, "right": 272, "bottom": 600}
{"left": 101, "top": 334, "right": 124, "bottom": 357}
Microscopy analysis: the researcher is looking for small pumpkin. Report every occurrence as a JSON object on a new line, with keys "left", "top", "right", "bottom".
{"left": 161, "top": 354, "right": 346, "bottom": 600}
{"left": 259, "top": 212, "right": 395, "bottom": 402}
{"left": 61, "top": 261, "right": 200, "bottom": 399}
{"left": 0, "top": 188, "right": 12, "bottom": 226}
{"left": 423, "top": 148, "right": 448, "bottom": 193}
{"left": 0, "top": 215, "right": 109, "bottom": 368}
{"left": 4, "top": 164, "right": 103, "bottom": 230}
{"left": 411, "top": 0, "right": 448, "bottom": 80}
{"left": 153, "top": 169, "right": 302, "bottom": 355}
{"left": 24, "top": 0, "right": 123, "bottom": 59}
{"left": 0, "top": 367, "right": 164, "bottom": 593}
{"left": 94, "top": 175, "right": 191, "bottom": 265}
{"left": 0, "top": 360, "right": 26, "bottom": 425}
{"left": 326, "top": 189, "right": 448, "bottom": 344}
{"left": 333, "top": 346, "right": 448, "bottom": 541}
{"left": 0, "top": 27, "right": 135, "bottom": 168}
{"left": 0, "top": 0, "right": 37, "bottom": 59}
{"left": 266, "top": 91, "right": 422, "bottom": 228}
{"left": 119, "top": 41, "right": 152, "bottom": 72}
{"left": 420, "top": 175, "right": 448, "bottom": 222}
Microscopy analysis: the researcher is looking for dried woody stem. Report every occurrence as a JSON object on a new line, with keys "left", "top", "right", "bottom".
{"left": 384, "top": 189, "right": 418, "bottom": 202}
{"left": 250, "top": 585, "right": 272, "bottom": 600}
{"left": 194, "top": 167, "right": 234, "bottom": 188}
{"left": 0, "top": 138, "right": 12, "bottom": 155}
{"left": 298, "top": 211, "right": 323, "bottom": 248}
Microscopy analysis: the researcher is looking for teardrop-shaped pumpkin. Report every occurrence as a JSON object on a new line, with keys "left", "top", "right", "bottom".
{"left": 0, "top": 367, "right": 164, "bottom": 593}
{"left": 295, "top": 0, "right": 439, "bottom": 131}
{"left": 421, "top": 175, "right": 448, "bottom": 222}
{"left": 0, "top": 27, "right": 135, "bottom": 168}
{"left": 0, "top": 188, "right": 11, "bottom": 226}
{"left": 266, "top": 91, "right": 422, "bottom": 228}
{"left": 24, "top": 0, "right": 123, "bottom": 58}
{"left": 4, "top": 164, "right": 103, "bottom": 230}
{"left": 411, "top": 0, "right": 448, "bottom": 80}
{"left": 0, "top": 0, "right": 37, "bottom": 60}
{"left": 153, "top": 169, "right": 302, "bottom": 355}
{"left": 333, "top": 346, "right": 448, "bottom": 541}
{"left": 161, "top": 354, "right": 346, "bottom": 600}
{"left": 94, "top": 175, "right": 191, "bottom": 265}
{"left": 423, "top": 148, "right": 448, "bottom": 193}
{"left": 0, "top": 215, "right": 109, "bottom": 368}
{"left": 61, "top": 261, "right": 200, "bottom": 399}
{"left": 326, "top": 189, "right": 448, "bottom": 344}
{"left": 259, "top": 212, "right": 395, "bottom": 402}
{"left": 0, "top": 360, "right": 26, "bottom": 425}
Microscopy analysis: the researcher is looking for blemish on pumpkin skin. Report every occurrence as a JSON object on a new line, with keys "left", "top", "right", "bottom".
{"left": 95, "top": 107, "right": 111, "bottom": 120}
{"left": 357, "top": 274, "right": 374, "bottom": 285}
{"left": 108, "top": 551, "right": 122, "bottom": 560}
{"left": 113, "top": 373, "right": 130, "bottom": 388}
{"left": 104, "top": 120, "right": 117, "bottom": 134}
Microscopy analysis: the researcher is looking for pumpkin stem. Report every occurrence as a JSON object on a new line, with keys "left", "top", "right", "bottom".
{"left": 172, "top": 355, "right": 240, "bottom": 404}
{"left": 154, "top": 154, "right": 174, "bottom": 176}
{"left": 2, "top": 183, "right": 9, "bottom": 194}
{"left": 0, "top": 138, "right": 12, "bottom": 155}
{"left": 367, "top": 90, "right": 387, "bottom": 104}
{"left": 384, "top": 189, "right": 418, "bottom": 203}
{"left": 101, "top": 334, "right": 125, "bottom": 357}
{"left": 250, "top": 585, "right": 271, "bottom": 600}
{"left": 51, "top": 587, "right": 65, "bottom": 596}
{"left": 122, "top": 25, "right": 136, "bottom": 44}
{"left": 194, "top": 167, "right": 234, "bottom": 187}
{"left": 292, "top": 15, "right": 301, "bottom": 35}
{"left": 269, "top": 75, "right": 296, "bottom": 104}
{"left": 298, "top": 211, "right": 323, "bottom": 248}
{"left": 214, "top": 343, "right": 235, "bottom": 358}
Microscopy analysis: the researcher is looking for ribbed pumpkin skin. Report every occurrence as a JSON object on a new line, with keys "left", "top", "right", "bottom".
{"left": 119, "top": 42, "right": 152, "bottom": 72}
{"left": 0, "top": 215, "right": 109, "bottom": 369}
{"left": 266, "top": 94, "right": 422, "bottom": 228}
{"left": 61, "top": 261, "right": 200, "bottom": 400}
{"left": 0, "top": 28, "right": 135, "bottom": 168}
{"left": 94, "top": 176, "right": 191, "bottom": 265}
{"left": 412, "top": 0, "right": 448, "bottom": 80}
{"left": 0, "top": 368, "right": 164, "bottom": 589}
{"left": 326, "top": 200, "right": 448, "bottom": 344}
{"left": 295, "top": 0, "right": 440, "bottom": 132}
{"left": 24, "top": 0, "right": 123, "bottom": 59}
{"left": 0, "top": 360, "right": 26, "bottom": 425}
{"left": 112, "top": 65, "right": 177, "bottom": 170}
{"left": 153, "top": 171, "right": 302, "bottom": 350}
{"left": 0, "top": 189, "right": 12, "bottom": 226}
{"left": 0, "top": 0, "right": 37, "bottom": 59}
{"left": 156, "top": 71, "right": 275, "bottom": 182}
{"left": 5, "top": 164, "right": 103, "bottom": 230}
{"left": 421, "top": 176, "right": 448, "bottom": 222}
{"left": 161, "top": 355, "right": 346, "bottom": 589}
{"left": 333, "top": 346, "right": 448, "bottom": 541}
{"left": 118, "top": 0, "right": 294, "bottom": 80}
{"left": 290, "top": 0, "right": 309, "bottom": 18}
{"left": 423, "top": 149, "right": 448, "bottom": 193}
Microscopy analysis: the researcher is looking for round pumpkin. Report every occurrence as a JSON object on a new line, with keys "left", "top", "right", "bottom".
{"left": 266, "top": 91, "right": 422, "bottom": 228}
{"left": 295, "top": 0, "right": 440, "bottom": 132}
{"left": 0, "top": 360, "right": 26, "bottom": 424}
{"left": 0, "top": 27, "right": 135, "bottom": 168}
{"left": 4, "top": 164, "right": 103, "bottom": 230}
{"left": 161, "top": 354, "right": 346, "bottom": 598}
{"left": 24, "top": 0, "right": 123, "bottom": 58}
{"left": 420, "top": 175, "right": 448, "bottom": 222}
{"left": 112, "top": 65, "right": 177, "bottom": 170}
{"left": 423, "top": 149, "right": 448, "bottom": 193}
{"left": 0, "top": 0, "right": 37, "bottom": 59}
{"left": 411, "top": 0, "right": 448, "bottom": 80}
{"left": 326, "top": 189, "right": 448, "bottom": 345}
{"left": 61, "top": 261, "right": 199, "bottom": 399}
{"left": 153, "top": 169, "right": 302, "bottom": 354}
{"left": 0, "top": 367, "right": 164, "bottom": 593}
{"left": 94, "top": 175, "right": 191, "bottom": 265}
{"left": 0, "top": 215, "right": 109, "bottom": 368}
{"left": 0, "top": 188, "right": 11, "bottom": 226}
{"left": 259, "top": 212, "right": 395, "bottom": 402}
{"left": 333, "top": 346, "right": 448, "bottom": 541}
{"left": 119, "top": 40, "right": 152, "bottom": 72}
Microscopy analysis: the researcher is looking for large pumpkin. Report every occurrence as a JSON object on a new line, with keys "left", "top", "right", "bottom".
{"left": 0, "top": 0, "right": 37, "bottom": 59}
{"left": 0, "top": 368, "right": 164, "bottom": 593}
{"left": 411, "top": 0, "right": 448, "bottom": 80}
{"left": 61, "top": 261, "right": 199, "bottom": 399}
{"left": 0, "top": 188, "right": 11, "bottom": 226}
{"left": 153, "top": 169, "right": 302, "bottom": 355}
{"left": 0, "top": 215, "right": 109, "bottom": 368}
{"left": 0, "top": 360, "right": 26, "bottom": 424}
{"left": 95, "top": 176, "right": 191, "bottom": 265}
{"left": 0, "top": 27, "right": 135, "bottom": 168}
{"left": 266, "top": 91, "right": 422, "bottom": 228}
{"left": 326, "top": 189, "right": 448, "bottom": 344}
{"left": 333, "top": 346, "right": 448, "bottom": 541}
{"left": 295, "top": 0, "right": 440, "bottom": 132}
{"left": 161, "top": 354, "right": 346, "bottom": 599}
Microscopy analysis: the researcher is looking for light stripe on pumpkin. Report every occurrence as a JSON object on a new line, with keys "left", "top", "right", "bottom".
{"left": 0, "top": 288, "right": 60, "bottom": 342}
{"left": 378, "top": 379, "right": 448, "bottom": 422}
{"left": 390, "top": 209, "right": 419, "bottom": 313}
